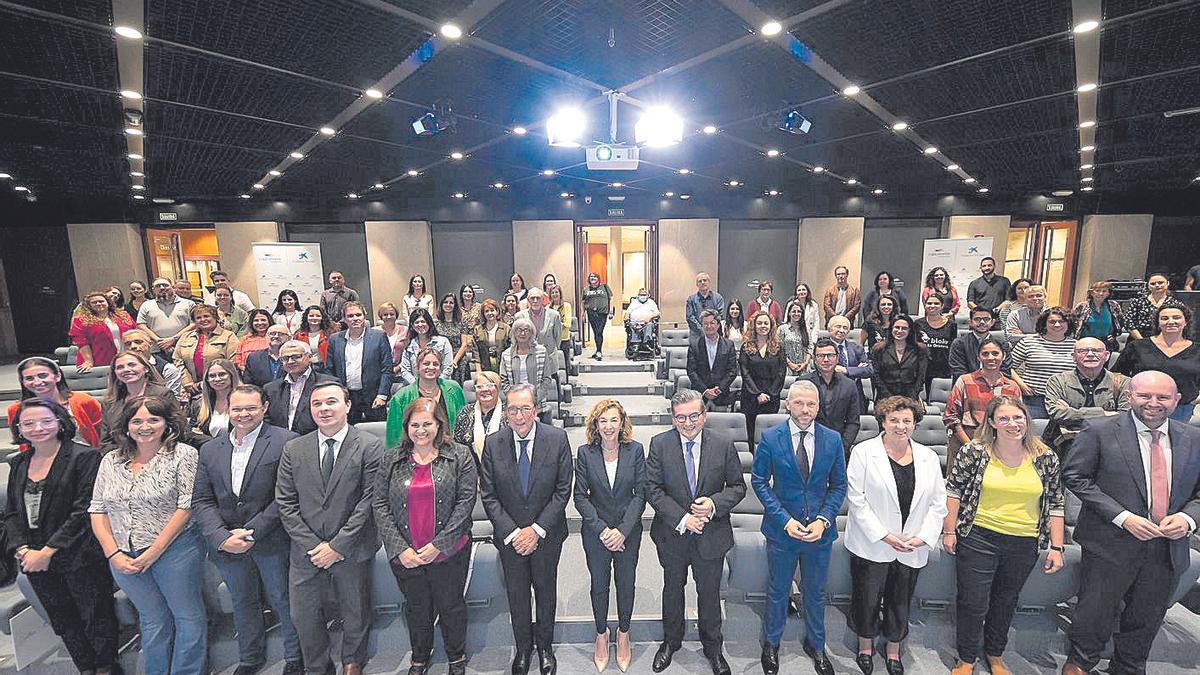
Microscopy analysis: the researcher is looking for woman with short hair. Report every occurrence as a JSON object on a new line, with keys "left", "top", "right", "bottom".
{"left": 1071, "top": 280, "right": 1124, "bottom": 351}
{"left": 501, "top": 292, "right": 521, "bottom": 326}
{"left": 1008, "top": 307, "right": 1077, "bottom": 419}
{"left": 69, "top": 289, "right": 138, "bottom": 372}
{"left": 473, "top": 299, "right": 511, "bottom": 375}
{"left": 212, "top": 286, "right": 249, "bottom": 337}
{"left": 996, "top": 278, "right": 1032, "bottom": 332}
{"left": 452, "top": 370, "right": 508, "bottom": 457}
{"left": 1125, "top": 272, "right": 1187, "bottom": 340}
{"left": 500, "top": 317, "right": 552, "bottom": 407}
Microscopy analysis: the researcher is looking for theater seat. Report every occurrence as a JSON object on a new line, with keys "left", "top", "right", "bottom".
{"left": 355, "top": 421, "right": 387, "bottom": 444}
{"left": 727, "top": 530, "right": 769, "bottom": 598}
{"left": 928, "top": 378, "right": 953, "bottom": 406}
{"left": 730, "top": 475, "right": 763, "bottom": 532}
{"left": 752, "top": 414, "right": 789, "bottom": 445}
{"left": 371, "top": 549, "right": 403, "bottom": 611}
{"left": 1016, "top": 546, "right": 1083, "bottom": 610}
{"left": 703, "top": 412, "right": 749, "bottom": 454}
{"left": 62, "top": 365, "right": 109, "bottom": 400}
{"left": 660, "top": 329, "right": 690, "bottom": 348}
{"left": 854, "top": 415, "right": 880, "bottom": 446}
{"left": 911, "top": 415, "right": 948, "bottom": 461}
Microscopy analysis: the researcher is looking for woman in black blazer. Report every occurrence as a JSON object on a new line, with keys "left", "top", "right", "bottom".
{"left": 870, "top": 315, "right": 929, "bottom": 402}
{"left": 4, "top": 399, "right": 119, "bottom": 674}
{"left": 574, "top": 399, "right": 646, "bottom": 672}
{"left": 740, "top": 311, "right": 788, "bottom": 450}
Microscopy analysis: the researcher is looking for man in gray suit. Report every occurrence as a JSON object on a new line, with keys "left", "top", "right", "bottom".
{"left": 1062, "top": 371, "right": 1200, "bottom": 675}
{"left": 276, "top": 381, "right": 383, "bottom": 675}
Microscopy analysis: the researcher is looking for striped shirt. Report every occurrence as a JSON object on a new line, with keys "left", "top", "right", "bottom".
{"left": 1010, "top": 336, "right": 1077, "bottom": 395}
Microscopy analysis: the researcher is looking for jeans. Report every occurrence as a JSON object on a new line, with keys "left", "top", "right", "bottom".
{"left": 212, "top": 541, "right": 302, "bottom": 666}
{"left": 587, "top": 310, "right": 608, "bottom": 353}
{"left": 112, "top": 529, "right": 208, "bottom": 675}
{"left": 1170, "top": 403, "right": 1195, "bottom": 422}
{"left": 628, "top": 321, "right": 656, "bottom": 344}
{"left": 954, "top": 527, "right": 1039, "bottom": 664}
{"left": 1022, "top": 394, "right": 1048, "bottom": 420}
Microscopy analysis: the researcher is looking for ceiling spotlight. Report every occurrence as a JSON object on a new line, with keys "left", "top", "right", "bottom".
{"left": 679, "top": 194, "right": 692, "bottom": 200}
{"left": 728, "top": 180, "right": 740, "bottom": 187}
{"left": 610, "top": 182, "right": 624, "bottom": 188}
{"left": 130, "top": 171, "right": 144, "bottom": 177}
{"left": 1081, "top": 186, "right": 1094, "bottom": 191}
{"left": 131, "top": 184, "right": 145, "bottom": 190}
{"left": 761, "top": 21, "right": 782, "bottom": 36}
{"left": 253, "top": 183, "right": 265, "bottom": 190}
{"left": 124, "top": 127, "right": 143, "bottom": 136}
{"left": 766, "top": 189, "right": 779, "bottom": 196}
{"left": 842, "top": 85, "right": 861, "bottom": 96}
{"left": 127, "top": 153, "right": 142, "bottom": 160}
{"left": 1080, "top": 145, "right": 1095, "bottom": 152}
{"left": 873, "top": 188, "right": 884, "bottom": 195}
{"left": 269, "top": 170, "right": 282, "bottom": 176}
{"left": 977, "top": 187, "right": 989, "bottom": 193}
{"left": 511, "top": 126, "right": 528, "bottom": 135}
{"left": 963, "top": 177, "right": 976, "bottom": 184}
{"left": 440, "top": 23, "right": 463, "bottom": 39}
{"left": 702, "top": 125, "right": 718, "bottom": 135}
{"left": 1080, "top": 163, "right": 1094, "bottom": 170}
{"left": 765, "top": 149, "right": 780, "bottom": 157}
{"left": 1078, "top": 83, "right": 1097, "bottom": 93}
{"left": 239, "top": 194, "right": 251, "bottom": 199}
{"left": 374, "top": 183, "right": 384, "bottom": 189}
{"left": 452, "top": 192, "right": 465, "bottom": 199}
{"left": 114, "top": 26, "right": 142, "bottom": 39}
{"left": 1081, "top": 176, "right": 1094, "bottom": 182}
{"left": 923, "top": 147, "right": 938, "bottom": 155}
{"left": 846, "top": 178, "right": 858, "bottom": 185}
{"left": 133, "top": 194, "right": 145, "bottom": 200}
{"left": 664, "top": 191, "right": 674, "bottom": 197}
{"left": 492, "top": 182, "right": 505, "bottom": 189}
{"left": 14, "top": 186, "right": 30, "bottom": 192}
{"left": 0, "top": 173, "right": 9, "bottom": 179}
{"left": 678, "top": 168, "right": 691, "bottom": 175}
{"left": 120, "top": 90, "right": 142, "bottom": 100}
{"left": 407, "top": 169, "right": 420, "bottom": 176}
{"left": 891, "top": 121, "right": 908, "bottom": 131}
{"left": 290, "top": 151, "right": 305, "bottom": 159}
{"left": 541, "top": 169, "right": 555, "bottom": 176}
{"left": 946, "top": 164, "right": 960, "bottom": 171}
{"left": 547, "top": 107, "right": 587, "bottom": 147}
{"left": 319, "top": 126, "right": 336, "bottom": 136}
{"left": 450, "top": 151, "right": 464, "bottom": 160}
{"left": 348, "top": 193, "right": 359, "bottom": 199}
{"left": 365, "top": 88, "right": 384, "bottom": 99}
{"left": 559, "top": 191, "right": 571, "bottom": 198}
{"left": 1073, "top": 20, "right": 1099, "bottom": 33}
{"left": 1051, "top": 190, "right": 1074, "bottom": 197}
{"left": 635, "top": 106, "right": 684, "bottom": 148}
{"left": 1079, "top": 120, "right": 1096, "bottom": 128}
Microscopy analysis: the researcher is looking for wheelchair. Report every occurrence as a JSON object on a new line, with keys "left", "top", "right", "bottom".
{"left": 624, "top": 318, "right": 660, "bottom": 360}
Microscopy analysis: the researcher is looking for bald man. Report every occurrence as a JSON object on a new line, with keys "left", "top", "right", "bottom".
{"left": 1062, "top": 371, "right": 1200, "bottom": 675}
{"left": 1042, "top": 337, "right": 1130, "bottom": 458}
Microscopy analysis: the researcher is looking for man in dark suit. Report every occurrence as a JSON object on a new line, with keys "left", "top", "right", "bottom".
{"left": 751, "top": 380, "right": 847, "bottom": 675}
{"left": 805, "top": 337, "right": 862, "bottom": 455}
{"left": 1062, "top": 371, "right": 1200, "bottom": 675}
{"left": 265, "top": 341, "right": 337, "bottom": 436}
{"left": 194, "top": 384, "right": 303, "bottom": 675}
{"left": 827, "top": 315, "right": 873, "bottom": 406}
{"left": 645, "top": 389, "right": 746, "bottom": 675}
{"left": 276, "top": 381, "right": 383, "bottom": 675}
{"left": 243, "top": 325, "right": 290, "bottom": 387}
{"left": 324, "top": 301, "right": 393, "bottom": 424}
{"left": 686, "top": 309, "right": 738, "bottom": 409}
{"left": 479, "top": 383, "right": 573, "bottom": 675}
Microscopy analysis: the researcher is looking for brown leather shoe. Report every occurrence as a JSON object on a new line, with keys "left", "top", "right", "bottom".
{"left": 1061, "top": 664, "right": 1088, "bottom": 675}
{"left": 985, "top": 656, "right": 1010, "bottom": 675}
{"left": 950, "top": 662, "right": 974, "bottom": 675}
{"left": 342, "top": 664, "right": 363, "bottom": 675}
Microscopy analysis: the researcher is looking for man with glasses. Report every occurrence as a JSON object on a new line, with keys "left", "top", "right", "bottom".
{"left": 1043, "top": 337, "right": 1130, "bottom": 458}
{"left": 244, "top": 325, "right": 292, "bottom": 387}
{"left": 804, "top": 338, "right": 862, "bottom": 456}
{"left": 949, "top": 306, "right": 1012, "bottom": 382}
{"left": 136, "top": 276, "right": 195, "bottom": 353}
{"left": 264, "top": 341, "right": 336, "bottom": 435}
{"left": 479, "top": 384, "right": 573, "bottom": 675}
{"left": 646, "top": 389, "right": 745, "bottom": 675}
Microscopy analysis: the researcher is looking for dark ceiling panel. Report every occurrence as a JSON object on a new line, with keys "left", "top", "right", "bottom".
{"left": 0, "top": 14, "right": 119, "bottom": 89}
{"left": 1100, "top": 4, "right": 1200, "bottom": 81}
{"left": 0, "top": 80, "right": 122, "bottom": 129}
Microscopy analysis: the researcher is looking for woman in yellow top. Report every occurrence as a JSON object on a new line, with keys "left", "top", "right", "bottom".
{"left": 943, "top": 396, "right": 1065, "bottom": 675}
{"left": 548, "top": 286, "right": 573, "bottom": 377}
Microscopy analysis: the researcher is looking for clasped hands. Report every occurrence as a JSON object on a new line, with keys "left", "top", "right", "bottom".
{"left": 219, "top": 528, "right": 256, "bottom": 554}
{"left": 684, "top": 497, "right": 716, "bottom": 535}
{"left": 1124, "top": 513, "right": 1192, "bottom": 541}
{"left": 511, "top": 526, "right": 541, "bottom": 556}
{"left": 397, "top": 542, "right": 442, "bottom": 568}
{"left": 109, "top": 545, "right": 166, "bottom": 575}
{"left": 14, "top": 546, "right": 54, "bottom": 573}
{"left": 880, "top": 533, "right": 925, "bottom": 553}
{"left": 307, "top": 541, "right": 345, "bottom": 569}
{"left": 599, "top": 527, "right": 627, "bottom": 552}
{"left": 784, "top": 517, "right": 827, "bottom": 543}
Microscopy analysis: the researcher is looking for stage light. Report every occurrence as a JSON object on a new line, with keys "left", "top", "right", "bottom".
{"left": 766, "top": 189, "right": 779, "bottom": 196}
{"left": 728, "top": 180, "right": 740, "bottom": 187}
{"left": 1081, "top": 163, "right": 1093, "bottom": 170}
{"left": 130, "top": 171, "right": 144, "bottom": 177}
{"left": 452, "top": 192, "right": 465, "bottom": 199}
{"left": 702, "top": 125, "right": 718, "bottom": 134}
{"left": 1080, "top": 145, "right": 1095, "bottom": 152}
{"left": 1081, "top": 176, "right": 1094, "bottom": 182}
{"left": 842, "top": 85, "right": 861, "bottom": 96}
{"left": 131, "top": 184, "right": 145, "bottom": 190}
{"left": 252, "top": 183, "right": 264, "bottom": 190}
{"left": 679, "top": 194, "right": 692, "bottom": 200}
{"left": 635, "top": 106, "right": 684, "bottom": 147}
{"left": 124, "top": 127, "right": 143, "bottom": 136}
{"left": 610, "top": 182, "right": 623, "bottom": 188}
{"left": 873, "top": 189, "right": 884, "bottom": 195}
{"left": 1073, "top": 20, "right": 1099, "bottom": 33}
{"left": 780, "top": 109, "right": 812, "bottom": 135}
{"left": 290, "top": 151, "right": 305, "bottom": 159}
{"left": 664, "top": 191, "right": 674, "bottom": 197}
{"left": 114, "top": 26, "right": 142, "bottom": 39}
{"left": 365, "top": 89, "right": 383, "bottom": 99}
{"left": 963, "top": 178, "right": 976, "bottom": 184}
{"left": 412, "top": 112, "right": 444, "bottom": 136}
{"left": 1082, "top": 186, "right": 1094, "bottom": 191}
{"left": 440, "top": 24, "right": 463, "bottom": 39}
{"left": 0, "top": 173, "right": 9, "bottom": 179}
{"left": 492, "top": 182, "right": 505, "bottom": 189}
{"left": 374, "top": 183, "right": 384, "bottom": 189}
{"left": 133, "top": 194, "right": 145, "bottom": 200}
{"left": 678, "top": 168, "right": 690, "bottom": 174}
{"left": 559, "top": 192, "right": 571, "bottom": 198}
{"left": 14, "top": 186, "right": 30, "bottom": 192}
{"left": 547, "top": 107, "right": 587, "bottom": 147}
{"left": 239, "top": 194, "right": 251, "bottom": 199}
{"left": 978, "top": 187, "right": 989, "bottom": 193}
{"left": 761, "top": 21, "right": 782, "bottom": 36}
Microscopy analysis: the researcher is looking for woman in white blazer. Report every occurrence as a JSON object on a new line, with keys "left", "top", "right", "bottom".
{"left": 844, "top": 395, "right": 948, "bottom": 675}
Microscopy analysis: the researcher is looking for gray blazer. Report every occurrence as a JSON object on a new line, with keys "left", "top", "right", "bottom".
{"left": 515, "top": 308, "right": 563, "bottom": 355}
{"left": 275, "top": 425, "right": 383, "bottom": 579}
{"left": 500, "top": 343, "right": 552, "bottom": 404}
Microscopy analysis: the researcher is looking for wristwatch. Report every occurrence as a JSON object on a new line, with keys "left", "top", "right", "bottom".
{"left": 1049, "top": 544, "right": 1064, "bottom": 552}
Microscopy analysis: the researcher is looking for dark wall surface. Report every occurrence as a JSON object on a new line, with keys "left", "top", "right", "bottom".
{"left": 718, "top": 219, "right": 800, "bottom": 308}
{"left": 284, "top": 223, "right": 373, "bottom": 314}
{"left": 431, "top": 221, "right": 515, "bottom": 303}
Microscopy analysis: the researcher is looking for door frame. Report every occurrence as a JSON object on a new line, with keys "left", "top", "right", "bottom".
{"left": 573, "top": 220, "right": 659, "bottom": 343}
{"left": 1007, "top": 219, "right": 1079, "bottom": 307}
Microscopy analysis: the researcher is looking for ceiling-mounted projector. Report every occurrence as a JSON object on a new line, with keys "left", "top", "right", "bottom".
{"left": 586, "top": 144, "right": 640, "bottom": 170}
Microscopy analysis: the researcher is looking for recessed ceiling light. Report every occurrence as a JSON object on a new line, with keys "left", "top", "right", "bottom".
{"left": 14, "top": 186, "right": 30, "bottom": 192}
{"left": 290, "top": 151, "right": 305, "bottom": 159}
{"left": 252, "top": 183, "right": 264, "bottom": 190}
{"left": 407, "top": 169, "right": 420, "bottom": 176}
{"left": 679, "top": 194, "right": 692, "bottom": 200}
{"left": 132, "top": 194, "right": 145, "bottom": 200}
{"left": 1080, "top": 145, "right": 1095, "bottom": 152}
{"left": 0, "top": 173, "right": 9, "bottom": 179}
{"left": 348, "top": 193, "right": 359, "bottom": 199}
{"left": 702, "top": 125, "right": 718, "bottom": 135}
{"left": 114, "top": 26, "right": 142, "bottom": 39}
{"left": 511, "top": 126, "right": 528, "bottom": 135}
{"left": 812, "top": 166, "right": 824, "bottom": 173}
{"left": 978, "top": 187, "right": 989, "bottom": 193}
{"left": 946, "top": 164, "right": 960, "bottom": 171}
{"left": 1079, "top": 120, "right": 1096, "bottom": 128}
{"left": 440, "top": 23, "right": 463, "bottom": 39}
{"left": 891, "top": 121, "right": 908, "bottom": 131}
{"left": 846, "top": 178, "right": 858, "bottom": 185}
{"left": 1077, "top": 83, "right": 1097, "bottom": 93}
{"left": 450, "top": 152, "right": 464, "bottom": 160}
{"left": 728, "top": 180, "right": 740, "bottom": 187}
{"left": 541, "top": 169, "right": 554, "bottom": 176}
{"left": 761, "top": 21, "right": 782, "bottom": 36}
{"left": 319, "top": 127, "right": 338, "bottom": 136}
{"left": 365, "top": 88, "right": 383, "bottom": 99}
{"left": 610, "top": 182, "right": 624, "bottom": 188}
{"left": 766, "top": 149, "right": 780, "bottom": 157}
{"left": 452, "top": 192, "right": 465, "bottom": 199}
{"left": 492, "top": 182, "right": 505, "bottom": 189}
{"left": 842, "top": 85, "right": 861, "bottom": 96}
{"left": 1073, "top": 20, "right": 1099, "bottom": 33}
{"left": 664, "top": 191, "right": 674, "bottom": 197}
{"left": 559, "top": 192, "right": 570, "bottom": 198}
{"left": 131, "top": 184, "right": 145, "bottom": 190}
{"left": 1194, "top": 175, "right": 1200, "bottom": 182}
{"left": 120, "top": 90, "right": 142, "bottom": 100}
{"left": 964, "top": 177, "right": 976, "bottom": 184}
{"left": 678, "top": 168, "right": 690, "bottom": 174}
{"left": 124, "top": 127, "right": 143, "bottom": 136}
{"left": 239, "top": 194, "right": 251, "bottom": 199}
{"left": 924, "top": 146, "right": 938, "bottom": 154}
{"left": 873, "top": 188, "right": 884, "bottom": 195}
{"left": 1081, "top": 186, "right": 1094, "bottom": 191}
{"left": 269, "top": 170, "right": 282, "bottom": 176}
{"left": 1051, "top": 190, "right": 1074, "bottom": 197}
{"left": 766, "top": 190, "right": 779, "bottom": 196}
{"left": 1081, "top": 176, "right": 1094, "bottom": 182}
{"left": 1080, "top": 163, "right": 1093, "bottom": 170}
{"left": 127, "top": 153, "right": 142, "bottom": 160}
{"left": 374, "top": 183, "right": 384, "bottom": 189}
{"left": 130, "top": 171, "right": 144, "bottom": 177}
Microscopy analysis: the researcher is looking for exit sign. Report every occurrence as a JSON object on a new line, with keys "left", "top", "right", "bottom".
{"left": 607, "top": 208, "right": 625, "bottom": 217}
{"left": 158, "top": 212, "right": 178, "bottom": 221}
{"left": 1046, "top": 203, "right": 1064, "bottom": 212}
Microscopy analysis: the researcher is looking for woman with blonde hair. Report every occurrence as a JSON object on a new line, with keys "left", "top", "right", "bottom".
{"left": 573, "top": 399, "right": 645, "bottom": 671}
{"left": 452, "top": 370, "right": 507, "bottom": 457}
{"left": 944, "top": 396, "right": 1066, "bottom": 675}
{"left": 740, "top": 310, "right": 787, "bottom": 449}
{"left": 173, "top": 304, "right": 240, "bottom": 396}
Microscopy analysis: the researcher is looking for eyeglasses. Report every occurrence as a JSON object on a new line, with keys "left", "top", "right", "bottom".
{"left": 279, "top": 354, "right": 306, "bottom": 362}
{"left": 672, "top": 412, "right": 703, "bottom": 423}
{"left": 971, "top": 317, "right": 993, "bottom": 322}
{"left": 18, "top": 419, "right": 58, "bottom": 430}
{"left": 1074, "top": 348, "right": 1106, "bottom": 355}
{"left": 507, "top": 405, "right": 535, "bottom": 415}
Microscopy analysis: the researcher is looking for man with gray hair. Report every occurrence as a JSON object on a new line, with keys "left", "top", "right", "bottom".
{"left": 264, "top": 339, "right": 337, "bottom": 435}
{"left": 516, "top": 287, "right": 563, "bottom": 355}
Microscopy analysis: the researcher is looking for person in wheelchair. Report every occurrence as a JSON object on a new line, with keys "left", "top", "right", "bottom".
{"left": 623, "top": 288, "right": 661, "bottom": 359}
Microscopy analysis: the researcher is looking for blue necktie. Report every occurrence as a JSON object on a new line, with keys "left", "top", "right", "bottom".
{"left": 685, "top": 440, "right": 697, "bottom": 498}
{"left": 837, "top": 342, "right": 848, "bottom": 368}
{"left": 518, "top": 439, "right": 531, "bottom": 496}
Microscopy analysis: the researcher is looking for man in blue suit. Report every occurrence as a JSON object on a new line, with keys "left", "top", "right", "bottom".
{"left": 243, "top": 325, "right": 290, "bottom": 387}
{"left": 325, "top": 301, "right": 393, "bottom": 424}
{"left": 827, "top": 315, "right": 873, "bottom": 407}
{"left": 752, "top": 380, "right": 847, "bottom": 675}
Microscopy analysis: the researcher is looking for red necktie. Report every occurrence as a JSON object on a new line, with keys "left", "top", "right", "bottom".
{"left": 1149, "top": 429, "right": 1168, "bottom": 524}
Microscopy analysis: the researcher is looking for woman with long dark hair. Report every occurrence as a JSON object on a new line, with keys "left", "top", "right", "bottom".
{"left": 404, "top": 274, "right": 435, "bottom": 319}
{"left": 271, "top": 289, "right": 303, "bottom": 334}
{"left": 100, "top": 350, "right": 174, "bottom": 451}
{"left": 921, "top": 266, "right": 960, "bottom": 316}
{"left": 232, "top": 308, "right": 273, "bottom": 369}
{"left": 6, "top": 357, "right": 103, "bottom": 449}
{"left": 870, "top": 315, "right": 928, "bottom": 402}
{"left": 509, "top": 273, "right": 529, "bottom": 306}
{"left": 723, "top": 298, "right": 745, "bottom": 346}
{"left": 1124, "top": 271, "right": 1187, "bottom": 340}
{"left": 861, "top": 295, "right": 898, "bottom": 349}
{"left": 915, "top": 294, "right": 959, "bottom": 400}
{"left": 582, "top": 272, "right": 614, "bottom": 360}
{"left": 435, "top": 292, "right": 475, "bottom": 382}
{"left": 186, "top": 359, "right": 241, "bottom": 443}
{"left": 740, "top": 311, "right": 787, "bottom": 447}
{"left": 996, "top": 278, "right": 1032, "bottom": 331}
{"left": 295, "top": 305, "right": 332, "bottom": 362}
{"left": 779, "top": 300, "right": 813, "bottom": 376}
{"left": 126, "top": 280, "right": 149, "bottom": 317}
{"left": 1114, "top": 303, "right": 1200, "bottom": 422}
{"left": 792, "top": 283, "right": 820, "bottom": 336}
{"left": 459, "top": 284, "right": 481, "bottom": 328}
{"left": 863, "top": 270, "right": 910, "bottom": 317}
{"left": 400, "top": 308, "right": 455, "bottom": 385}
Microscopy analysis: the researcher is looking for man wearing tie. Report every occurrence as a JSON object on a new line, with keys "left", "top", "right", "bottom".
{"left": 827, "top": 315, "right": 873, "bottom": 406}
{"left": 751, "top": 380, "right": 847, "bottom": 675}
{"left": 479, "top": 383, "right": 574, "bottom": 675}
{"left": 645, "top": 389, "right": 746, "bottom": 675}
{"left": 1062, "top": 370, "right": 1200, "bottom": 675}
{"left": 194, "top": 384, "right": 303, "bottom": 675}
{"left": 276, "top": 382, "right": 383, "bottom": 675}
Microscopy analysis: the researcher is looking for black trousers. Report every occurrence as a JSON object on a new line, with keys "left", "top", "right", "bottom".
{"left": 394, "top": 546, "right": 471, "bottom": 663}
{"left": 954, "top": 527, "right": 1039, "bottom": 664}
{"left": 1069, "top": 538, "right": 1174, "bottom": 674}
{"left": 742, "top": 394, "right": 780, "bottom": 452}
{"left": 497, "top": 538, "right": 564, "bottom": 652}
{"left": 346, "top": 388, "right": 386, "bottom": 424}
{"left": 657, "top": 537, "right": 725, "bottom": 656}
{"left": 27, "top": 563, "right": 119, "bottom": 671}
{"left": 587, "top": 310, "right": 608, "bottom": 352}
{"left": 848, "top": 554, "right": 921, "bottom": 643}
{"left": 582, "top": 530, "right": 641, "bottom": 633}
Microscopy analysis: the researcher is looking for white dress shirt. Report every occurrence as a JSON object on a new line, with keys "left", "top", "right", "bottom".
{"left": 1113, "top": 414, "right": 1197, "bottom": 532}
{"left": 675, "top": 430, "right": 707, "bottom": 533}
{"left": 705, "top": 336, "right": 719, "bottom": 369}
{"left": 229, "top": 422, "right": 263, "bottom": 496}
{"left": 503, "top": 425, "right": 547, "bottom": 544}
{"left": 344, "top": 331, "right": 366, "bottom": 391}
{"left": 286, "top": 369, "right": 312, "bottom": 428}
{"left": 605, "top": 455, "right": 619, "bottom": 489}
{"left": 316, "top": 423, "right": 350, "bottom": 465}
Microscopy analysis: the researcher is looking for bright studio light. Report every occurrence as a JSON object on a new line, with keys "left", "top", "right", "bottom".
{"left": 547, "top": 107, "right": 587, "bottom": 148}
{"left": 761, "top": 21, "right": 782, "bottom": 36}
{"left": 635, "top": 106, "right": 684, "bottom": 148}
{"left": 440, "top": 24, "right": 463, "bottom": 39}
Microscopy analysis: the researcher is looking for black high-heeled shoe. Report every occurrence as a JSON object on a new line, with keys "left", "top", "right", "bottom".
{"left": 407, "top": 662, "right": 431, "bottom": 675}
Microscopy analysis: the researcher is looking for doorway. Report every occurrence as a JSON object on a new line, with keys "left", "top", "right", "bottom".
{"left": 1006, "top": 220, "right": 1078, "bottom": 307}
{"left": 143, "top": 226, "right": 222, "bottom": 298}
{"left": 574, "top": 222, "right": 658, "bottom": 352}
